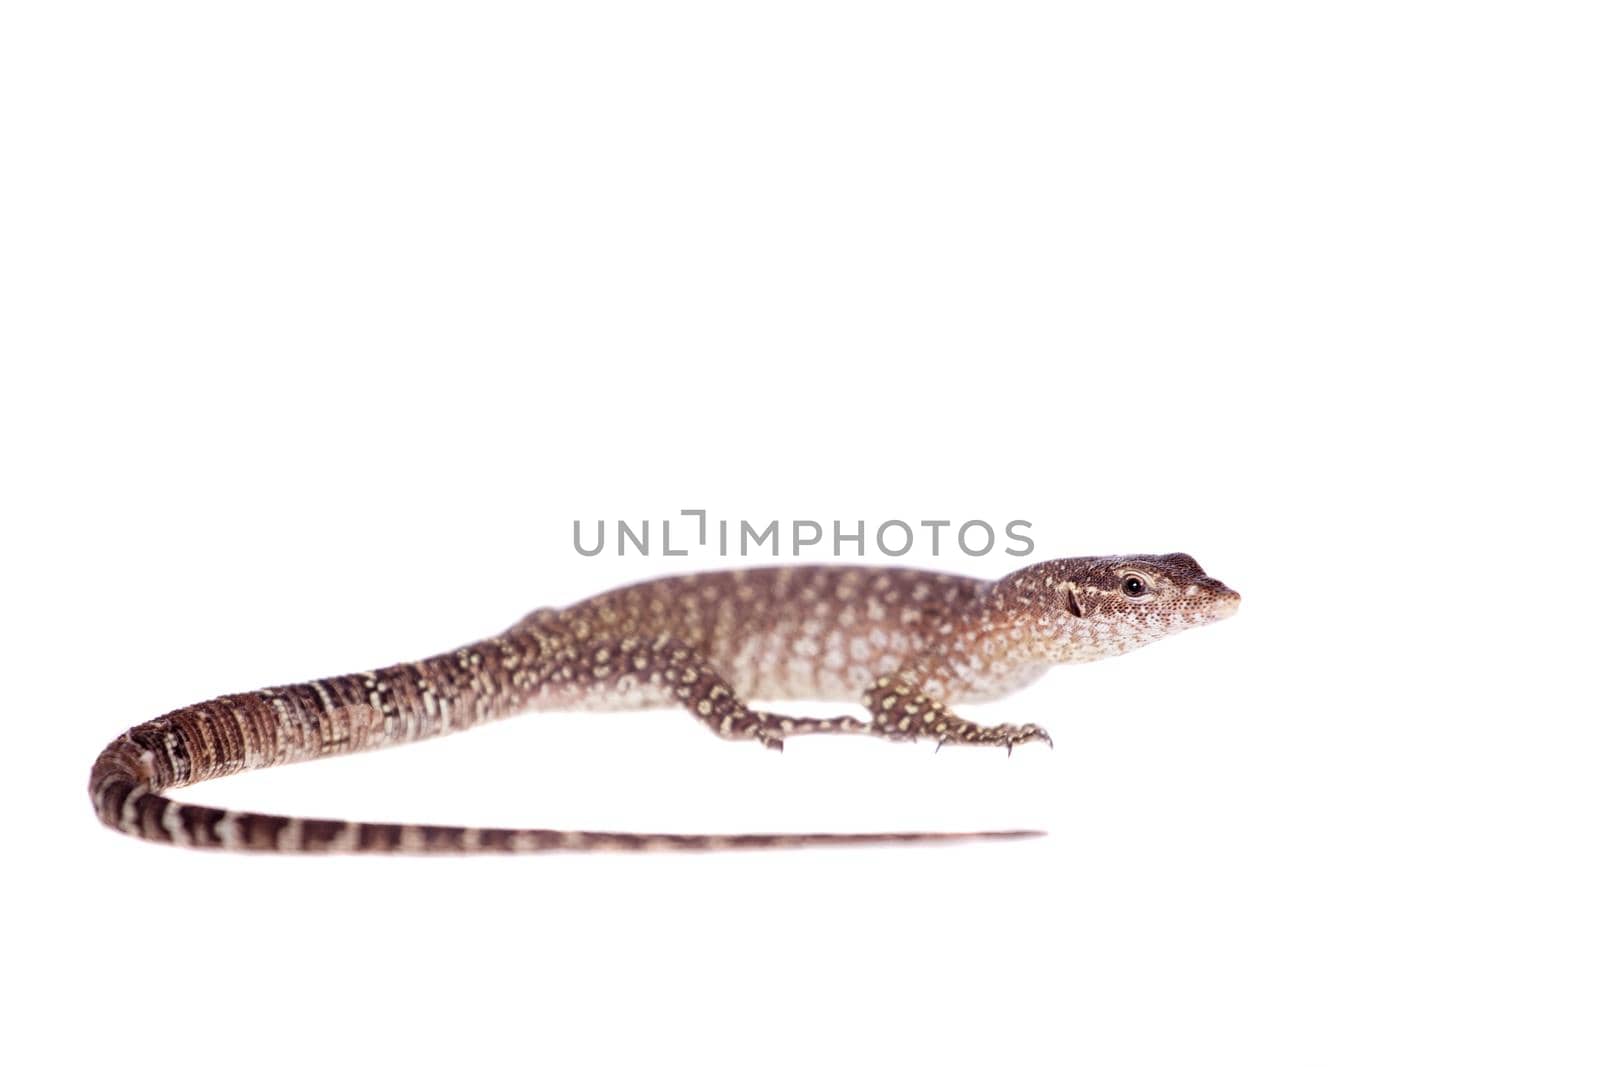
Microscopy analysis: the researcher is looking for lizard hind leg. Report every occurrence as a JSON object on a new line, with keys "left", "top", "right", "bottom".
{"left": 619, "top": 636, "right": 867, "bottom": 751}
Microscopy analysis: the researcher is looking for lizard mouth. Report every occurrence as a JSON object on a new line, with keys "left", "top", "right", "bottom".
{"left": 1065, "top": 585, "right": 1084, "bottom": 618}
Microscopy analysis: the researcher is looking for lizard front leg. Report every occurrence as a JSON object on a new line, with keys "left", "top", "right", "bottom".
{"left": 860, "top": 669, "right": 1052, "bottom": 752}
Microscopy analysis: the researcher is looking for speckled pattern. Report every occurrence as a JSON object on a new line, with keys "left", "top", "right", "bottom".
{"left": 89, "top": 555, "right": 1239, "bottom": 853}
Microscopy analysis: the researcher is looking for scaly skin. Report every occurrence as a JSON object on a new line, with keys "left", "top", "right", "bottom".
{"left": 89, "top": 554, "right": 1239, "bottom": 853}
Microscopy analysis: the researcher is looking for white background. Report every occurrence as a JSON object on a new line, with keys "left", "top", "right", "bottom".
{"left": 2, "top": 2, "right": 1595, "bottom": 1064}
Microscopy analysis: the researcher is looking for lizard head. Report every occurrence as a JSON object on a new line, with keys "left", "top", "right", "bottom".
{"left": 997, "top": 553, "right": 1240, "bottom": 662}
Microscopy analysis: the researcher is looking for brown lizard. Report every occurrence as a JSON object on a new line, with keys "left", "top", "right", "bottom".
{"left": 89, "top": 554, "right": 1240, "bottom": 853}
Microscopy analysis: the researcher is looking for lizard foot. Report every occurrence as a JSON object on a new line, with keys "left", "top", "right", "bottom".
{"left": 747, "top": 712, "right": 869, "bottom": 750}
{"left": 934, "top": 721, "right": 1053, "bottom": 753}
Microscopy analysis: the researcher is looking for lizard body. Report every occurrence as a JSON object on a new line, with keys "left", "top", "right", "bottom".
{"left": 89, "top": 555, "right": 1239, "bottom": 853}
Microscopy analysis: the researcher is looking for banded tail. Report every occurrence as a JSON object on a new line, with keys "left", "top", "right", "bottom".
{"left": 88, "top": 634, "right": 1039, "bottom": 854}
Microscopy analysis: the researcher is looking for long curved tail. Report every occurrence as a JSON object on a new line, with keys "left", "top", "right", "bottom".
{"left": 89, "top": 631, "right": 1040, "bottom": 854}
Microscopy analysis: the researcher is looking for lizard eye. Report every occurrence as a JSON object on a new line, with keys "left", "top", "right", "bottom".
{"left": 1121, "top": 575, "right": 1148, "bottom": 597}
